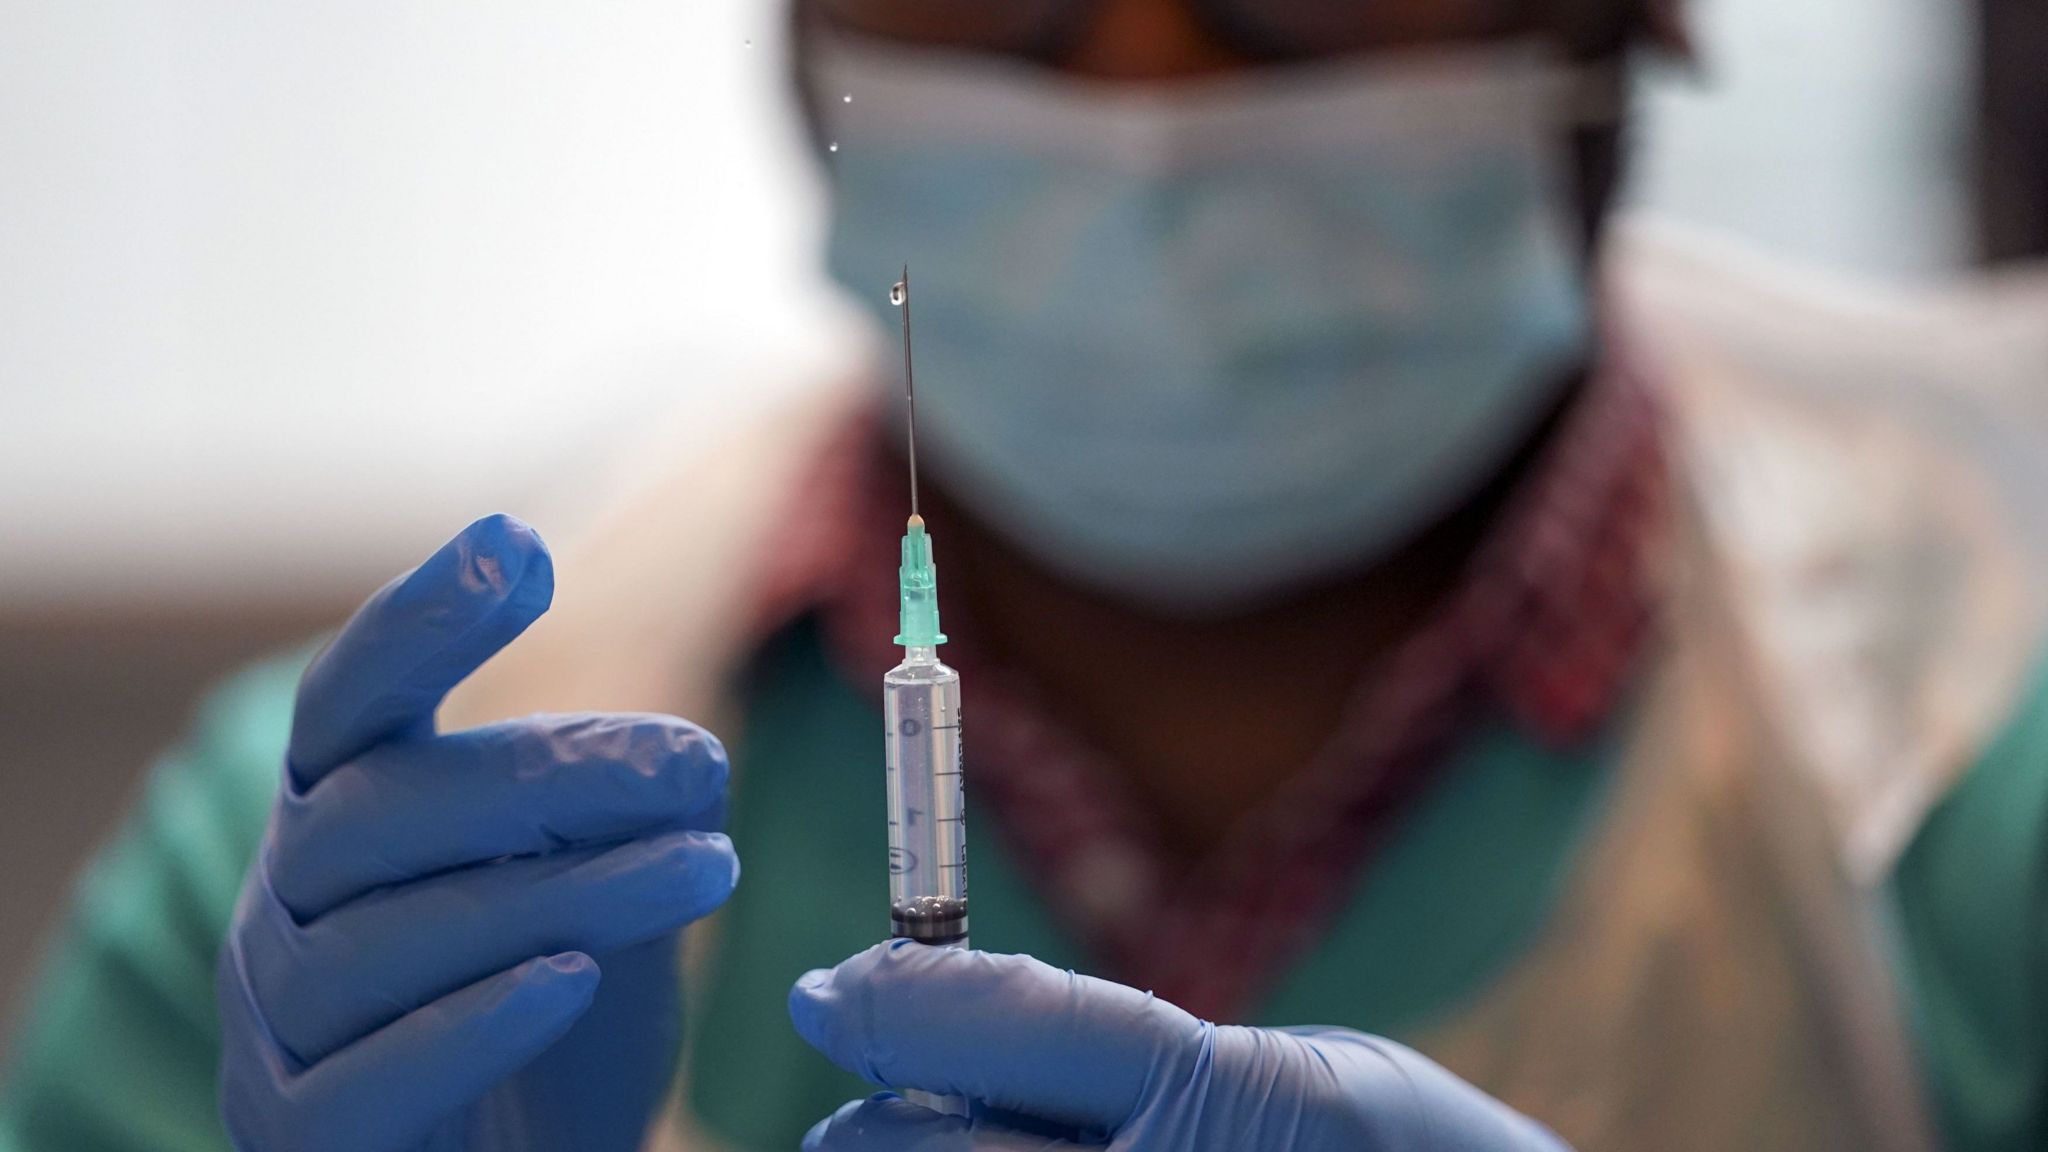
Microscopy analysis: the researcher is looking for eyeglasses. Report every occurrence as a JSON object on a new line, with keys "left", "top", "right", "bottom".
{"left": 806, "top": 0, "right": 1540, "bottom": 63}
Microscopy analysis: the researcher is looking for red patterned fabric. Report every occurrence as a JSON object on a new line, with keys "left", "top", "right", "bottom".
{"left": 749, "top": 371, "right": 1667, "bottom": 1021}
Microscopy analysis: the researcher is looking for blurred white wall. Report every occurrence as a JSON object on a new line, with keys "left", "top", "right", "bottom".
{"left": 1632, "top": 0, "right": 1973, "bottom": 280}
{"left": 0, "top": 0, "right": 855, "bottom": 604}
{"left": 0, "top": 0, "right": 1977, "bottom": 604}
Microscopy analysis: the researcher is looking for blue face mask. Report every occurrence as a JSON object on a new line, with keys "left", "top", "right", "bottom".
{"left": 817, "top": 35, "right": 1597, "bottom": 614}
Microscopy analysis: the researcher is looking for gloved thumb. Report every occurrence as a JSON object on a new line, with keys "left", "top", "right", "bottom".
{"left": 789, "top": 942, "right": 1204, "bottom": 1134}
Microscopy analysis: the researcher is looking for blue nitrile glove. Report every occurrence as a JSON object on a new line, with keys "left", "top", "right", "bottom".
{"left": 217, "top": 514, "right": 738, "bottom": 1152}
{"left": 792, "top": 942, "right": 1571, "bottom": 1152}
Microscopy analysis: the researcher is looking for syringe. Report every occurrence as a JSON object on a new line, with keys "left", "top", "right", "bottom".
{"left": 881, "top": 268, "right": 971, "bottom": 1116}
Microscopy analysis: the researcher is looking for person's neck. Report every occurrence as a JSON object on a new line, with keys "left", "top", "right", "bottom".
{"left": 937, "top": 371, "right": 1588, "bottom": 860}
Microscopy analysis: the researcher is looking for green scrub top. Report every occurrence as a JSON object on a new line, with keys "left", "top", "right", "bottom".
{"left": 1, "top": 619, "right": 2043, "bottom": 1151}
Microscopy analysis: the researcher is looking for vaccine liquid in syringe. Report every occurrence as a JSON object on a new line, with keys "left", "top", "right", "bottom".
{"left": 883, "top": 647, "right": 968, "bottom": 946}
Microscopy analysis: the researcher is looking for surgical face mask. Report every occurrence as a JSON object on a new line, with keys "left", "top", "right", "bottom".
{"left": 816, "top": 34, "right": 1599, "bottom": 614}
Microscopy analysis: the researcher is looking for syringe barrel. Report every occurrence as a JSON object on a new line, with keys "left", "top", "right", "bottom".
{"left": 883, "top": 648, "right": 969, "bottom": 947}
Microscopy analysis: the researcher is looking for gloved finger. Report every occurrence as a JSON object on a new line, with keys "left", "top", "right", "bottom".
{"left": 803, "top": 1094, "right": 1079, "bottom": 1152}
{"left": 272, "top": 712, "right": 729, "bottom": 919}
{"left": 790, "top": 942, "right": 1205, "bottom": 1133}
{"left": 223, "top": 951, "right": 599, "bottom": 1152}
{"left": 1269, "top": 1027, "right": 1574, "bottom": 1151}
{"left": 288, "top": 513, "right": 554, "bottom": 786}
{"left": 247, "top": 830, "right": 737, "bottom": 1066}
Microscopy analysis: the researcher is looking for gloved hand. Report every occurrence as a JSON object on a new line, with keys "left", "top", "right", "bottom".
{"left": 792, "top": 942, "right": 1570, "bottom": 1151}
{"left": 217, "top": 514, "right": 738, "bottom": 1152}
